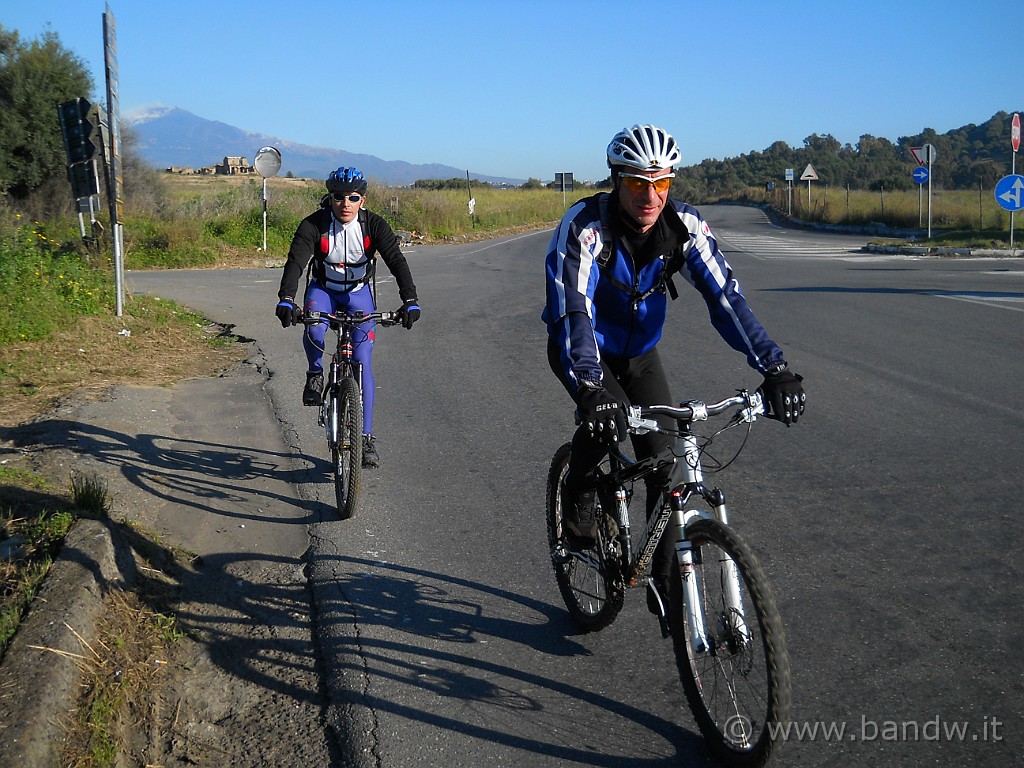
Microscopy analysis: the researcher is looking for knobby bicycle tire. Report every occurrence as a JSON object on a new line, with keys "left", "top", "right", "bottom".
{"left": 668, "top": 516, "right": 791, "bottom": 767}
{"left": 332, "top": 377, "right": 363, "bottom": 519}
{"left": 545, "top": 443, "right": 624, "bottom": 631}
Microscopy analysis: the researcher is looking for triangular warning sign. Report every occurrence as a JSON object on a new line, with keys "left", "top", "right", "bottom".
{"left": 800, "top": 164, "right": 818, "bottom": 181}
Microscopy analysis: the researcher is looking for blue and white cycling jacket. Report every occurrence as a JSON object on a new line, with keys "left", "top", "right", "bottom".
{"left": 542, "top": 193, "right": 785, "bottom": 391}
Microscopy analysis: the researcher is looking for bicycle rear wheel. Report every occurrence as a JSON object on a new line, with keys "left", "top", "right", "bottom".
{"left": 545, "top": 443, "right": 624, "bottom": 632}
{"left": 668, "top": 517, "right": 791, "bottom": 767}
{"left": 330, "top": 377, "right": 363, "bottom": 519}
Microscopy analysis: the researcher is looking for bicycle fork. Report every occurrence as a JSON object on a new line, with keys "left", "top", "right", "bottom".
{"left": 668, "top": 438, "right": 749, "bottom": 653}
{"left": 319, "top": 358, "right": 346, "bottom": 448}
{"left": 320, "top": 373, "right": 338, "bottom": 448}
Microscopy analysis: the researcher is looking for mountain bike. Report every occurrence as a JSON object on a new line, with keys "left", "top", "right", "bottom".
{"left": 545, "top": 389, "right": 791, "bottom": 767}
{"left": 300, "top": 309, "right": 396, "bottom": 519}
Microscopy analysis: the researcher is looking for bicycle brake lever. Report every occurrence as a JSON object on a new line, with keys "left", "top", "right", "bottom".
{"left": 627, "top": 405, "right": 659, "bottom": 434}
{"left": 738, "top": 391, "right": 765, "bottom": 423}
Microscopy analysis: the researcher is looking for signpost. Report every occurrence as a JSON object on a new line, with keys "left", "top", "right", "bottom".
{"left": 466, "top": 170, "right": 476, "bottom": 228}
{"left": 103, "top": 4, "right": 125, "bottom": 316}
{"left": 912, "top": 165, "right": 928, "bottom": 226}
{"left": 1011, "top": 114, "right": 1020, "bottom": 249}
{"left": 994, "top": 118, "right": 1023, "bottom": 247}
{"left": 555, "top": 171, "right": 574, "bottom": 208}
{"left": 785, "top": 168, "right": 794, "bottom": 215}
{"left": 253, "top": 146, "right": 281, "bottom": 252}
{"left": 994, "top": 172, "right": 1024, "bottom": 252}
{"left": 800, "top": 164, "right": 818, "bottom": 207}
{"left": 909, "top": 144, "right": 937, "bottom": 238}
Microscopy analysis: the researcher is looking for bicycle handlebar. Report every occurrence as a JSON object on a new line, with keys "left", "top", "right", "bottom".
{"left": 299, "top": 310, "right": 399, "bottom": 328}
{"left": 627, "top": 390, "right": 764, "bottom": 433}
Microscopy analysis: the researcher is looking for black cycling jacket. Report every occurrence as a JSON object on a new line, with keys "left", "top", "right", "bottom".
{"left": 277, "top": 206, "right": 417, "bottom": 303}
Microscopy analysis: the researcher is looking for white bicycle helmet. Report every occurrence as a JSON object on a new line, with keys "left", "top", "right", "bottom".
{"left": 606, "top": 124, "right": 681, "bottom": 172}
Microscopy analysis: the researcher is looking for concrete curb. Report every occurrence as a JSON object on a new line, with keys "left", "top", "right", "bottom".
{"left": 0, "top": 519, "right": 121, "bottom": 768}
{"left": 862, "top": 243, "right": 1023, "bottom": 257}
{"left": 740, "top": 202, "right": 1023, "bottom": 258}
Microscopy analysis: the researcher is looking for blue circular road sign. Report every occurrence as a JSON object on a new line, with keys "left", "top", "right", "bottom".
{"left": 913, "top": 167, "right": 929, "bottom": 184}
{"left": 995, "top": 174, "right": 1024, "bottom": 211}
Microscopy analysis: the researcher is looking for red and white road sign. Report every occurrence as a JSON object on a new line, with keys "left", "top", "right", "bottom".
{"left": 910, "top": 145, "right": 937, "bottom": 166}
{"left": 1012, "top": 113, "right": 1020, "bottom": 153}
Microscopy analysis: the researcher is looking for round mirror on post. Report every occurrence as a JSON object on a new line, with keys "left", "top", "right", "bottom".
{"left": 254, "top": 146, "right": 281, "bottom": 178}
{"left": 253, "top": 146, "right": 281, "bottom": 251}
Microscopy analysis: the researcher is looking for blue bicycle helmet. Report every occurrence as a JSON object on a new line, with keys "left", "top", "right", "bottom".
{"left": 326, "top": 167, "right": 368, "bottom": 195}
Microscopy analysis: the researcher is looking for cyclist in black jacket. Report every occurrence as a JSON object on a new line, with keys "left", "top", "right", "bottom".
{"left": 275, "top": 167, "right": 420, "bottom": 468}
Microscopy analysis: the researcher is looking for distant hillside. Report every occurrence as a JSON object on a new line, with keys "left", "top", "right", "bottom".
{"left": 674, "top": 110, "right": 1024, "bottom": 199}
{"left": 125, "top": 107, "right": 523, "bottom": 186}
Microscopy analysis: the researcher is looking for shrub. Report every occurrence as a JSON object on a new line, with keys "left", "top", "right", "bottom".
{"left": 0, "top": 213, "right": 112, "bottom": 343}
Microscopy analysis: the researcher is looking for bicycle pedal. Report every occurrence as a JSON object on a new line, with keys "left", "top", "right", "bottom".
{"left": 550, "top": 543, "right": 572, "bottom": 565}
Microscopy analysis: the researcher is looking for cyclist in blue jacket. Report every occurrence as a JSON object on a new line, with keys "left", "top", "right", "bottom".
{"left": 276, "top": 167, "right": 420, "bottom": 468}
{"left": 542, "top": 124, "right": 805, "bottom": 613}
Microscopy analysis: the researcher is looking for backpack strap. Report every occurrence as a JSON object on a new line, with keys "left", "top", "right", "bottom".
{"left": 307, "top": 208, "right": 378, "bottom": 299}
{"left": 302, "top": 206, "right": 333, "bottom": 298}
{"left": 596, "top": 193, "right": 613, "bottom": 268}
{"left": 594, "top": 193, "right": 635, "bottom": 296}
{"left": 660, "top": 207, "right": 693, "bottom": 301}
{"left": 358, "top": 208, "right": 379, "bottom": 307}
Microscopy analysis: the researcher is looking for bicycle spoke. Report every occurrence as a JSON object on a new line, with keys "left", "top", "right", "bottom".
{"left": 670, "top": 517, "right": 790, "bottom": 766}
{"left": 332, "top": 378, "right": 362, "bottom": 519}
{"left": 545, "top": 443, "right": 624, "bottom": 631}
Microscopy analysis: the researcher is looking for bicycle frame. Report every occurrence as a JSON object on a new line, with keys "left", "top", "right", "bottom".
{"left": 318, "top": 318, "right": 361, "bottom": 437}
{"left": 598, "top": 392, "right": 762, "bottom": 652}
{"left": 304, "top": 310, "right": 395, "bottom": 433}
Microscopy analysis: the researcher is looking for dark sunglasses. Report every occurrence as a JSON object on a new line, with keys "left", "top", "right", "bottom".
{"left": 331, "top": 192, "right": 363, "bottom": 203}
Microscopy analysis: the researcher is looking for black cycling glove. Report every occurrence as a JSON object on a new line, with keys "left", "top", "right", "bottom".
{"left": 275, "top": 299, "right": 298, "bottom": 328}
{"left": 396, "top": 299, "right": 421, "bottom": 329}
{"left": 577, "top": 384, "right": 627, "bottom": 445}
{"left": 758, "top": 365, "right": 806, "bottom": 425}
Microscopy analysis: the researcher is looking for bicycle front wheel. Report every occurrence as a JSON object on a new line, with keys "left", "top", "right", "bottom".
{"left": 331, "top": 377, "right": 363, "bottom": 519}
{"left": 545, "top": 443, "right": 624, "bottom": 632}
{"left": 668, "top": 517, "right": 791, "bottom": 767}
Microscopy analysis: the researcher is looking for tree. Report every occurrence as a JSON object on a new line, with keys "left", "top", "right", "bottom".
{"left": 0, "top": 25, "right": 94, "bottom": 199}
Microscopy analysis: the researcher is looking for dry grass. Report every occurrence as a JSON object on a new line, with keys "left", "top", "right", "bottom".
{"left": 59, "top": 587, "right": 182, "bottom": 767}
{"left": 0, "top": 288, "right": 239, "bottom": 765}
{"left": 0, "top": 296, "right": 247, "bottom": 428}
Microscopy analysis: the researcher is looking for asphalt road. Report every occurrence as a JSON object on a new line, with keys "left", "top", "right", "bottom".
{"left": 128, "top": 205, "right": 1023, "bottom": 766}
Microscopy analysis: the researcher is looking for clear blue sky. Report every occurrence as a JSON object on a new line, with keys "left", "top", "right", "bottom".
{"left": 5, "top": 1, "right": 1016, "bottom": 182}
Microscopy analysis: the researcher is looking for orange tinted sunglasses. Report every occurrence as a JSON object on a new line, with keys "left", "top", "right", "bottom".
{"left": 619, "top": 172, "right": 674, "bottom": 194}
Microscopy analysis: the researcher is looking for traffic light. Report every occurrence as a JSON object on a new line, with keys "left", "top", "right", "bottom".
{"left": 67, "top": 158, "right": 100, "bottom": 200}
{"left": 57, "top": 98, "right": 97, "bottom": 164}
